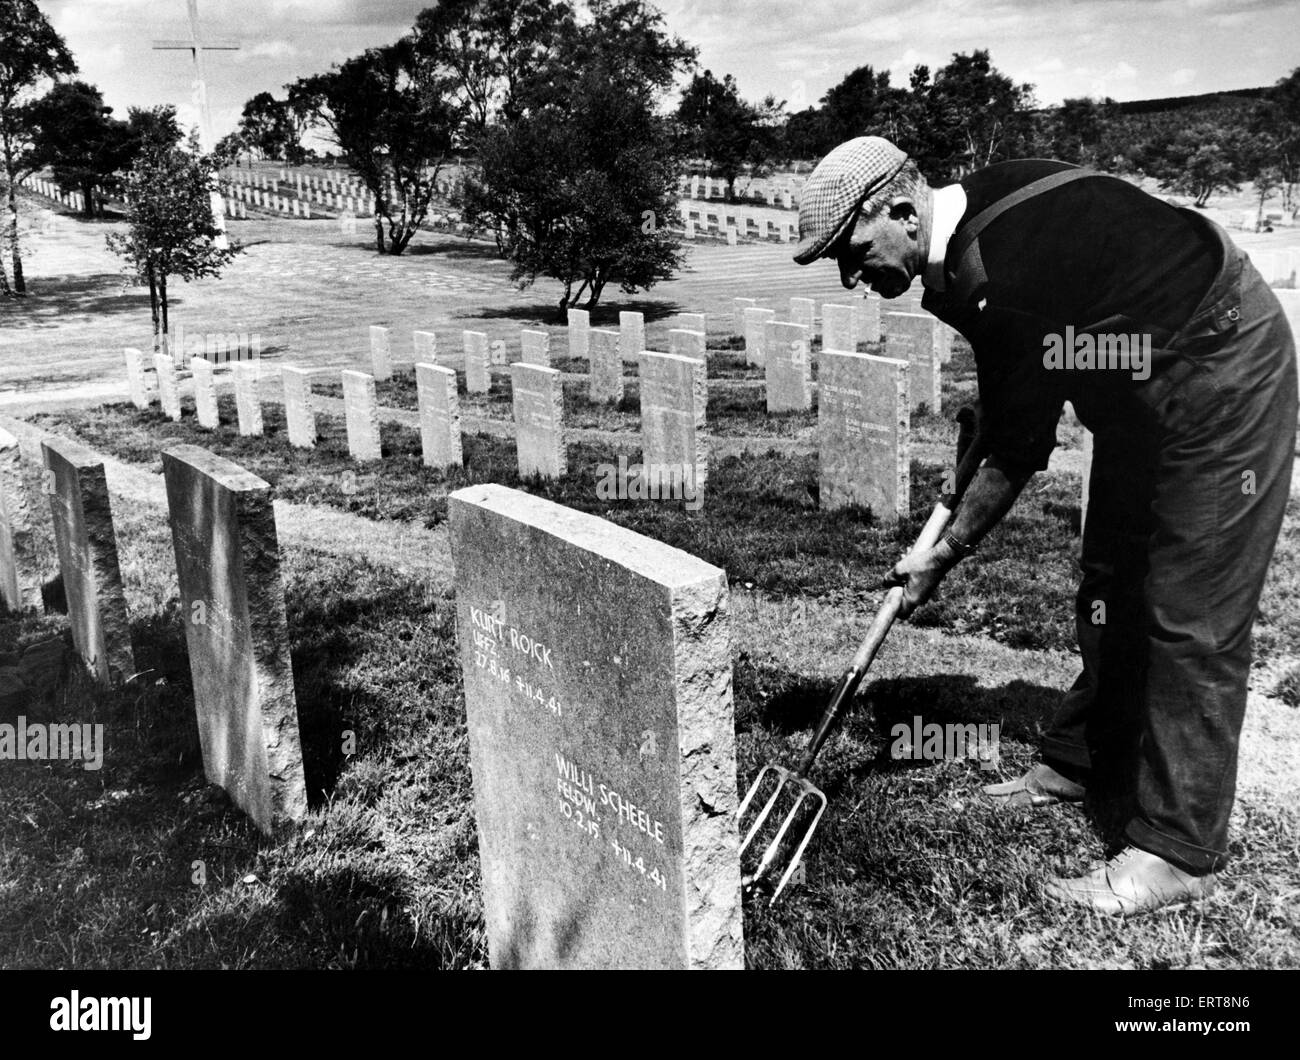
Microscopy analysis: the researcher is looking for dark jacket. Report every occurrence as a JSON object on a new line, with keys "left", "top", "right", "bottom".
{"left": 921, "top": 160, "right": 1221, "bottom": 470}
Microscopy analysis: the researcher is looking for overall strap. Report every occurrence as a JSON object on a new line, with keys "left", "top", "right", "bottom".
{"left": 948, "top": 168, "right": 1119, "bottom": 305}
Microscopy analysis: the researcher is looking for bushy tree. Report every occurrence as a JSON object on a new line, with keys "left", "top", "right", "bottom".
{"left": 412, "top": 0, "right": 573, "bottom": 141}
{"left": 106, "top": 140, "right": 241, "bottom": 351}
{"left": 238, "top": 91, "right": 304, "bottom": 163}
{"left": 26, "top": 80, "right": 130, "bottom": 217}
{"left": 125, "top": 104, "right": 183, "bottom": 155}
{"left": 1145, "top": 122, "right": 1248, "bottom": 206}
{"left": 291, "top": 38, "right": 463, "bottom": 254}
{"left": 463, "top": 0, "right": 694, "bottom": 312}
{"left": 914, "top": 51, "right": 1037, "bottom": 177}
{"left": 1249, "top": 67, "right": 1300, "bottom": 214}
{"left": 0, "top": 0, "right": 76, "bottom": 296}
{"left": 677, "top": 70, "right": 782, "bottom": 200}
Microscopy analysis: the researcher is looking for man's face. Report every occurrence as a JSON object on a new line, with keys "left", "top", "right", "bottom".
{"left": 830, "top": 201, "right": 922, "bottom": 298}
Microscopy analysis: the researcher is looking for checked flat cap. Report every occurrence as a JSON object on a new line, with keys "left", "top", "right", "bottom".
{"left": 794, "top": 136, "right": 909, "bottom": 265}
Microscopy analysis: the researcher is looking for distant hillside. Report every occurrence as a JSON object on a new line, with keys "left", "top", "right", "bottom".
{"left": 1116, "top": 86, "right": 1269, "bottom": 115}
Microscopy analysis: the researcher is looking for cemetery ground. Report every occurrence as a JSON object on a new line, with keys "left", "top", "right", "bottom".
{"left": 2, "top": 183, "right": 1299, "bottom": 969}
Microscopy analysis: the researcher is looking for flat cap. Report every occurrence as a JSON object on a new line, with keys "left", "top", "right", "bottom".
{"left": 793, "top": 136, "right": 909, "bottom": 265}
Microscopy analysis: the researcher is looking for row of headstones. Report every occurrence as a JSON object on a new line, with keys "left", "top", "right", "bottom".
{"left": 224, "top": 169, "right": 376, "bottom": 216}
{"left": 0, "top": 424, "right": 307, "bottom": 838}
{"left": 124, "top": 349, "right": 266, "bottom": 438}
{"left": 20, "top": 175, "right": 84, "bottom": 212}
{"left": 162, "top": 326, "right": 261, "bottom": 369}
{"left": 221, "top": 197, "right": 250, "bottom": 220}
{"left": 1, "top": 418, "right": 744, "bottom": 967}
{"left": 679, "top": 203, "right": 797, "bottom": 244}
{"left": 464, "top": 305, "right": 921, "bottom": 519}
{"left": 734, "top": 295, "right": 951, "bottom": 413}
{"left": 230, "top": 167, "right": 363, "bottom": 198}
{"left": 356, "top": 324, "right": 702, "bottom": 489}
{"left": 225, "top": 183, "right": 313, "bottom": 218}
{"left": 680, "top": 173, "right": 799, "bottom": 209}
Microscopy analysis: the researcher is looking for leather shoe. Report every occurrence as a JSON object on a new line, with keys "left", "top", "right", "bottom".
{"left": 982, "top": 762, "right": 1086, "bottom": 809}
{"left": 1045, "top": 846, "right": 1217, "bottom": 916}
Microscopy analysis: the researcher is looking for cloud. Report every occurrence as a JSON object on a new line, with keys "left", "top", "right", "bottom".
{"left": 234, "top": 41, "right": 301, "bottom": 64}
{"left": 1170, "top": 67, "right": 1197, "bottom": 86}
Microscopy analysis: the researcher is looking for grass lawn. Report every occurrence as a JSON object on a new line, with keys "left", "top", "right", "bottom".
{"left": 2, "top": 446, "right": 1297, "bottom": 967}
{"left": 4, "top": 179, "right": 1298, "bottom": 970}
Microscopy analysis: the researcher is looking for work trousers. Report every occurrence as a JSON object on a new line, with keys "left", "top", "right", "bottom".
{"left": 1043, "top": 239, "right": 1297, "bottom": 874}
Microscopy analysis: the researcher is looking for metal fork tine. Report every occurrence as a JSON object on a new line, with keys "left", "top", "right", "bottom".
{"left": 770, "top": 792, "right": 828, "bottom": 904}
{"left": 738, "top": 767, "right": 789, "bottom": 855}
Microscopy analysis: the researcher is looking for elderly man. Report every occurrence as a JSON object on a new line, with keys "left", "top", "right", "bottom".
{"left": 793, "top": 136, "right": 1297, "bottom": 915}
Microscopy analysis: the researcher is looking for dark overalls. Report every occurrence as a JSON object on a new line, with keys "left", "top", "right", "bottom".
{"left": 928, "top": 183, "right": 1297, "bottom": 874}
{"left": 1052, "top": 216, "right": 1296, "bottom": 873}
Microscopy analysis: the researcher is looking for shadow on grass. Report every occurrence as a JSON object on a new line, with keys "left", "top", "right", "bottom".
{"left": 5, "top": 273, "right": 152, "bottom": 324}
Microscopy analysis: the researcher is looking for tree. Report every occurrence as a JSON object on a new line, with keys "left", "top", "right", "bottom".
{"left": 0, "top": 0, "right": 76, "bottom": 296}
{"left": 1250, "top": 67, "right": 1300, "bottom": 215}
{"left": 676, "top": 71, "right": 781, "bottom": 201}
{"left": 238, "top": 91, "right": 304, "bottom": 163}
{"left": 819, "top": 64, "right": 899, "bottom": 146}
{"left": 105, "top": 140, "right": 241, "bottom": 351}
{"left": 26, "top": 80, "right": 130, "bottom": 218}
{"left": 1045, "top": 96, "right": 1122, "bottom": 168}
{"left": 291, "top": 38, "right": 463, "bottom": 254}
{"left": 463, "top": 0, "right": 694, "bottom": 312}
{"left": 412, "top": 0, "right": 573, "bottom": 142}
{"left": 918, "top": 50, "right": 1037, "bottom": 178}
{"left": 1146, "top": 122, "right": 1248, "bottom": 206}
{"left": 125, "top": 104, "right": 183, "bottom": 155}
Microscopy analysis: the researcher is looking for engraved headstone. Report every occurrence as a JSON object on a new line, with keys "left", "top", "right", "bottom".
{"left": 521, "top": 329, "right": 551, "bottom": 367}
{"left": 743, "top": 307, "right": 776, "bottom": 366}
{"left": 511, "top": 363, "right": 566, "bottom": 479}
{"left": 416, "top": 362, "right": 463, "bottom": 469}
{"left": 818, "top": 351, "right": 909, "bottom": 519}
{"left": 465, "top": 331, "right": 491, "bottom": 394}
{"left": 41, "top": 436, "right": 135, "bottom": 686}
{"left": 124, "top": 348, "right": 150, "bottom": 410}
{"left": 161, "top": 445, "right": 307, "bottom": 836}
{"left": 233, "top": 362, "right": 264, "bottom": 437}
{"left": 154, "top": 352, "right": 182, "bottom": 421}
{"left": 0, "top": 428, "right": 40, "bottom": 611}
{"left": 822, "top": 304, "right": 857, "bottom": 352}
{"left": 448, "top": 484, "right": 742, "bottom": 969}
{"left": 281, "top": 367, "right": 316, "bottom": 449}
{"left": 369, "top": 325, "right": 392, "bottom": 382}
{"left": 640, "top": 351, "right": 708, "bottom": 497}
{"left": 191, "top": 357, "right": 220, "bottom": 429}
{"left": 884, "top": 312, "right": 942, "bottom": 412}
{"left": 764, "top": 322, "right": 813, "bottom": 412}
{"left": 676, "top": 313, "right": 706, "bottom": 334}
{"left": 342, "top": 370, "right": 382, "bottom": 462}
{"left": 589, "top": 329, "right": 623, "bottom": 404}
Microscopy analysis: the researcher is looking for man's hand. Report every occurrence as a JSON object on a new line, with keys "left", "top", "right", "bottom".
{"left": 882, "top": 537, "right": 961, "bottom": 619}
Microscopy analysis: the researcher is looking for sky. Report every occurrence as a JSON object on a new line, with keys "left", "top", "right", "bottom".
{"left": 39, "top": 0, "right": 1298, "bottom": 143}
